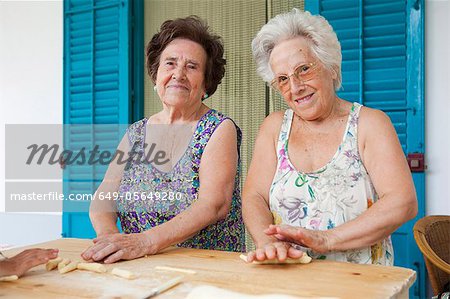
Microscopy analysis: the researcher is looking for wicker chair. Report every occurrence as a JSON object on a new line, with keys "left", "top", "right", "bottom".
{"left": 413, "top": 215, "right": 450, "bottom": 296}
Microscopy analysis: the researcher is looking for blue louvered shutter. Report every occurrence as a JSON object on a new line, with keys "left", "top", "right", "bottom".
{"left": 63, "top": 0, "right": 130, "bottom": 238}
{"left": 306, "top": 1, "right": 425, "bottom": 298}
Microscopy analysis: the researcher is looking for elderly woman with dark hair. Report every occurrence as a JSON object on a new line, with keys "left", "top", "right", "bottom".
{"left": 82, "top": 16, "right": 245, "bottom": 263}
{"left": 243, "top": 9, "right": 417, "bottom": 265}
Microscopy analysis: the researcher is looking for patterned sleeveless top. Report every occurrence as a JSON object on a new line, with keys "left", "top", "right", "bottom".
{"left": 116, "top": 109, "right": 245, "bottom": 252}
{"left": 270, "top": 103, "right": 394, "bottom": 265}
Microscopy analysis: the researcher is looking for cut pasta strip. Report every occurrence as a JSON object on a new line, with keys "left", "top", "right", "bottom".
{"left": 111, "top": 268, "right": 137, "bottom": 279}
{"left": 0, "top": 275, "right": 18, "bottom": 282}
{"left": 59, "top": 261, "right": 78, "bottom": 274}
{"left": 46, "top": 257, "right": 62, "bottom": 271}
{"left": 155, "top": 266, "right": 197, "bottom": 274}
{"left": 57, "top": 258, "right": 70, "bottom": 270}
{"left": 77, "top": 262, "right": 107, "bottom": 273}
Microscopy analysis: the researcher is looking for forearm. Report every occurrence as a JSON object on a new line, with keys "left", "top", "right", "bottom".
{"left": 89, "top": 188, "right": 120, "bottom": 236}
{"left": 90, "top": 211, "right": 119, "bottom": 236}
{"left": 328, "top": 194, "right": 417, "bottom": 251}
{"left": 89, "top": 198, "right": 119, "bottom": 236}
{"left": 243, "top": 195, "right": 276, "bottom": 247}
{"left": 145, "top": 201, "right": 227, "bottom": 251}
{"left": 0, "top": 261, "right": 14, "bottom": 276}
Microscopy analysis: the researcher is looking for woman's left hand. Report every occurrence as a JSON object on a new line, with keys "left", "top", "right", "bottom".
{"left": 265, "top": 224, "right": 336, "bottom": 254}
{"left": 81, "top": 233, "right": 156, "bottom": 264}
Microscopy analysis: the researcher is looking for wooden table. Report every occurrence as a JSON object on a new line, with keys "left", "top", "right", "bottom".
{"left": 0, "top": 238, "right": 415, "bottom": 298}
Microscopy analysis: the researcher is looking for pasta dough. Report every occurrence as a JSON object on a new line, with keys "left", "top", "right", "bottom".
{"left": 111, "top": 268, "right": 137, "bottom": 279}
{"left": 59, "top": 261, "right": 78, "bottom": 274}
{"left": 239, "top": 253, "right": 312, "bottom": 264}
{"left": 46, "top": 257, "right": 62, "bottom": 271}
{"left": 0, "top": 275, "right": 18, "bottom": 282}
{"left": 154, "top": 266, "right": 197, "bottom": 274}
{"left": 57, "top": 258, "right": 70, "bottom": 270}
{"left": 77, "top": 262, "right": 107, "bottom": 273}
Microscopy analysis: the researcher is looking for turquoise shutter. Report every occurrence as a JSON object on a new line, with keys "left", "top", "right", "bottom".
{"left": 306, "top": 1, "right": 425, "bottom": 298}
{"left": 63, "top": 0, "right": 130, "bottom": 238}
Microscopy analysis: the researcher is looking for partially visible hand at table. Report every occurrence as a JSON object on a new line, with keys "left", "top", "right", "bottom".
{"left": 245, "top": 239, "right": 304, "bottom": 263}
{"left": 81, "top": 232, "right": 156, "bottom": 264}
{"left": 265, "top": 224, "right": 335, "bottom": 254}
{"left": 0, "top": 248, "right": 59, "bottom": 277}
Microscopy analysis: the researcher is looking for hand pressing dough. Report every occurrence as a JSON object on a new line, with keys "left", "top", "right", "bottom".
{"left": 46, "top": 257, "right": 62, "bottom": 271}
{"left": 57, "top": 258, "right": 70, "bottom": 270}
{"left": 77, "top": 262, "right": 107, "bottom": 273}
{"left": 0, "top": 275, "right": 18, "bottom": 282}
{"left": 111, "top": 268, "right": 137, "bottom": 279}
{"left": 59, "top": 261, "right": 78, "bottom": 274}
{"left": 239, "top": 253, "right": 312, "bottom": 264}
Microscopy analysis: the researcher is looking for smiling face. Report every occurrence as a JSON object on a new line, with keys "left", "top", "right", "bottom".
{"left": 269, "top": 36, "right": 337, "bottom": 121}
{"left": 155, "top": 38, "right": 207, "bottom": 108}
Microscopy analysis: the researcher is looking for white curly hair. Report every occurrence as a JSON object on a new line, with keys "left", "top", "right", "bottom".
{"left": 251, "top": 8, "right": 342, "bottom": 90}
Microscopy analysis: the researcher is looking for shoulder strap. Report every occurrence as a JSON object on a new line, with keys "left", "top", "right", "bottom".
{"left": 276, "top": 109, "right": 294, "bottom": 153}
{"left": 189, "top": 110, "right": 242, "bottom": 195}
{"left": 192, "top": 110, "right": 242, "bottom": 157}
{"left": 347, "top": 102, "right": 363, "bottom": 138}
{"left": 126, "top": 119, "right": 146, "bottom": 153}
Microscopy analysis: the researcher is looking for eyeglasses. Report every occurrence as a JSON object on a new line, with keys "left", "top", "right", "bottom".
{"left": 271, "top": 62, "right": 318, "bottom": 93}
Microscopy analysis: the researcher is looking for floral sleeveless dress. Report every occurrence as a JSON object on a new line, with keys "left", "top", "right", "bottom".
{"left": 116, "top": 109, "right": 245, "bottom": 252}
{"left": 270, "top": 103, "right": 393, "bottom": 265}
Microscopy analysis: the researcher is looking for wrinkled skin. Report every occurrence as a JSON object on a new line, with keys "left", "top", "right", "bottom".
{"left": 0, "top": 248, "right": 59, "bottom": 277}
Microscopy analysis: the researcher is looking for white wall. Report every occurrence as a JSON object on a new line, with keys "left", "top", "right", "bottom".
{"left": 0, "top": 0, "right": 63, "bottom": 247}
{"left": 0, "top": 0, "right": 448, "bottom": 248}
{"left": 425, "top": 0, "right": 450, "bottom": 215}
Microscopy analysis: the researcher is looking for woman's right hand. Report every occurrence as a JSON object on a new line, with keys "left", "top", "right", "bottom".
{"left": 245, "top": 241, "right": 304, "bottom": 263}
{"left": 81, "top": 232, "right": 156, "bottom": 264}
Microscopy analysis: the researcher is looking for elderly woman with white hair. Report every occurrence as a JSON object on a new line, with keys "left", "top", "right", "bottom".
{"left": 243, "top": 9, "right": 417, "bottom": 265}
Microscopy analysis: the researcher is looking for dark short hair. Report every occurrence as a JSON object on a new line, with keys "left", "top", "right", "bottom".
{"left": 146, "top": 16, "right": 226, "bottom": 97}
